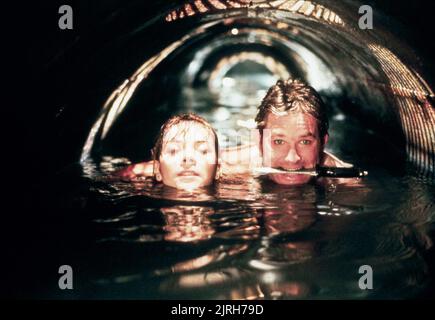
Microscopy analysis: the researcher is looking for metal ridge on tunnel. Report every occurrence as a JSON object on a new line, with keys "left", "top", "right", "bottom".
{"left": 165, "top": 0, "right": 344, "bottom": 26}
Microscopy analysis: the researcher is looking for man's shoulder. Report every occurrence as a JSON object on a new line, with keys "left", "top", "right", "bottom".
{"left": 322, "top": 151, "right": 353, "bottom": 168}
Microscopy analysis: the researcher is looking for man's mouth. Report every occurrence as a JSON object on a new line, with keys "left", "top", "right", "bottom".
{"left": 254, "top": 167, "right": 317, "bottom": 176}
{"left": 272, "top": 170, "right": 314, "bottom": 185}
{"left": 278, "top": 167, "right": 304, "bottom": 172}
{"left": 276, "top": 167, "right": 316, "bottom": 175}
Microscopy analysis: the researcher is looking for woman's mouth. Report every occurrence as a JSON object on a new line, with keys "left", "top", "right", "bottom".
{"left": 177, "top": 170, "right": 200, "bottom": 177}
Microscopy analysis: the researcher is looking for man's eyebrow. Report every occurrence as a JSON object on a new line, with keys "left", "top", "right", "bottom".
{"left": 270, "top": 133, "right": 287, "bottom": 137}
{"left": 270, "top": 128, "right": 287, "bottom": 135}
{"left": 269, "top": 131, "right": 317, "bottom": 139}
{"left": 299, "top": 132, "right": 316, "bottom": 138}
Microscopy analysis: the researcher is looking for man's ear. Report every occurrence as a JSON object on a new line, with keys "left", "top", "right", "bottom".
{"left": 153, "top": 161, "right": 162, "bottom": 181}
{"left": 322, "top": 133, "right": 329, "bottom": 146}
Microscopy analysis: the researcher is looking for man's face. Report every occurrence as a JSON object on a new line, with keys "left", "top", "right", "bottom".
{"left": 157, "top": 121, "right": 218, "bottom": 190}
{"left": 261, "top": 111, "right": 325, "bottom": 185}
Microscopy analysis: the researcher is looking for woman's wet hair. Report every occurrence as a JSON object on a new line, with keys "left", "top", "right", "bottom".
{"left": 255, "top": 79, "right": 329, "bottom": 138}
{"left": 151, "top": 113, "right": 219, "bottom": 163}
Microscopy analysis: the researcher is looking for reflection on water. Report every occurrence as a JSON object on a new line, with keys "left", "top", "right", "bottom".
{"left": 63, "top": 157, "right": 435, "bottom": 299}
{"left": 161, "top": 206, "right": 215, "bottom": 242}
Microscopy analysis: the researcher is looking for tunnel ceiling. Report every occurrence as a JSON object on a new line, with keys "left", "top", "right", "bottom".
{"left": 77, "top": 0, "right": 434, "bottom": 177}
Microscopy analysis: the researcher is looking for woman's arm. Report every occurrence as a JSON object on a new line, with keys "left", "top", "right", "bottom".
{"left": 116, "top": 161, "right": 155, "bottom": 179}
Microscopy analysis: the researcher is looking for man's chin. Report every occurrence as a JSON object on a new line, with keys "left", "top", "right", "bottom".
{"left": 268, "top": 173, "right": 312, "bottom": 185}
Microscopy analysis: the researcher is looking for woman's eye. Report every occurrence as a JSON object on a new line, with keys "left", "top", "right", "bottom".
{"left": 273, "top": 139, "right": 285, "bottom": 145}
{"left": 198, "top": 148, "right": 209, "bottom": 155}
{"left": 167, "top": 148, "right": 179, "bottom": 155}
{"left": 300, "top": 139, "right": 312, "bottom": 145}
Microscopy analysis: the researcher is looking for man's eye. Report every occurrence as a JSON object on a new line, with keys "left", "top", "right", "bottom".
{"left": 300, "top": 139, "right": 312, "bottom": 145}
{"left": 273, "top": 139, "right": 285, "bottom": 145}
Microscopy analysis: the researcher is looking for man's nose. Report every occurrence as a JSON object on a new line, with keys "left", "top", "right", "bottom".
{"left": 284, "top": 146, "right": 301, "bottom": 163}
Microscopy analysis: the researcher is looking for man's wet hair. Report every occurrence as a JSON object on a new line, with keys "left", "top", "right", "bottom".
{"left": 151, "top": 113, "right": 219, "bottom": 162}
{"left": 255, "top": 79, "right": 329, "bottom": 138}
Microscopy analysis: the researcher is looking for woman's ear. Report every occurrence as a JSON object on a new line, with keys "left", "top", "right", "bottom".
{"left": 215, "top": 163, "right": 221, "bottom": 180}
{"left": 153, "top": 161, "right": 162, "bottom": 182}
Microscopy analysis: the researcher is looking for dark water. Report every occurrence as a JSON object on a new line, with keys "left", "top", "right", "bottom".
{"left": 33, "top": 156, "right": 434, "bottom": 300}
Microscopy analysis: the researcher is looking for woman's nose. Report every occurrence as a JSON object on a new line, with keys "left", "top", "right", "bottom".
{"left": 181, "top": 153, "right": 196, "bottom": 168}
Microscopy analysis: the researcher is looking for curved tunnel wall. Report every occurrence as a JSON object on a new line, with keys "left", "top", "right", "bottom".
{"left": 80, "top": 0, "right": 435, "bottom": 177}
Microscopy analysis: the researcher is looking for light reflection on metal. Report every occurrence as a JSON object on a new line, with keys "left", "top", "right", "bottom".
{"left": 185, "top": 3, "right": 195, "bottom": 16}
{"left": 276, "top": 21, "right": 288, "bottom": 29}
{"left": 194, "top": 0, "right": 209, "bottom": 13}
{"left": 165, "top": 0, "right": 344, "bottom": 26}
{"left": 369, "top": 44, "right": 435, "bottom": 175}
{"left": 208, "top": 0, "right": 227, "bottom": 10}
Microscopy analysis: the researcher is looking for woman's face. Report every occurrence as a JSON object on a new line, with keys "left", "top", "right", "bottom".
{"left": 156, "top": 121, "right": 218, "bottom": 190}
